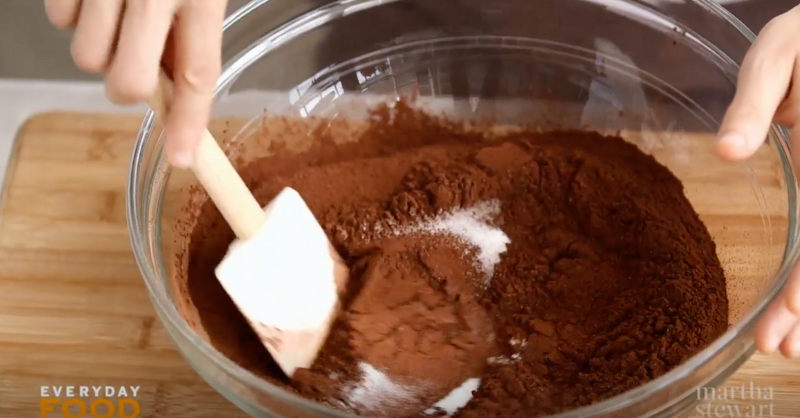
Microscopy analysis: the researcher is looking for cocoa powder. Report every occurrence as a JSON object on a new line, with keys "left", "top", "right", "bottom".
{"left": 172, "top": 101, "right": 728, "bottom": 418}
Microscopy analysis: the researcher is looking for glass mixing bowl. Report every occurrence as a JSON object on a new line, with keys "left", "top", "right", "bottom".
{"left": 127, "top": 0, "right": 800, "bottom": 417}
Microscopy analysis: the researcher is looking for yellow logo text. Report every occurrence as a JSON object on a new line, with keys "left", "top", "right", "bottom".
{"left": 39, "top": 386, "right": 141, "bottom": 418}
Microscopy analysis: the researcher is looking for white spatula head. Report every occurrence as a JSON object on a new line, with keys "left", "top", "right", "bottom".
{"left": 215, "top": 187, "right": 348, "bottom": 377}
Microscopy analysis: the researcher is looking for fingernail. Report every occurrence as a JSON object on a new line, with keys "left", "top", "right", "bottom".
{"left": 170, "top": 151, "right": 194, "bottom": 169}
{"left": 717, "top": 133, "right": 746, "bottom": 150}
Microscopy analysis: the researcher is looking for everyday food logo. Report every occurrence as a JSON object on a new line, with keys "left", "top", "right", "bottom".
{"left": 40, "top": 386, "right": 141, "bottom": 418}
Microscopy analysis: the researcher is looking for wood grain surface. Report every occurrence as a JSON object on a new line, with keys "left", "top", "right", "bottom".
{"left": 0, "top": 112, "right": 798, "bottom": 418}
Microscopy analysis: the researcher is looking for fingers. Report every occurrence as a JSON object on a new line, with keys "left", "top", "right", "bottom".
{"left": 784, "top": 188, "right": 800, "bottom": 317}
{"left": 165, "top": 0, "right": 226, "bottom": 168}
{"left": 773, "top": 55, "right": 800, "bottom": 128}
{"left": 715, "top": 14, "right": 797, "bottom": 161}
{"left": 755, "top": 297, "right": 797, "bottom": 353}
{"left": 70, "top": 0, "right": 125, "bottom": 72}
{"left": 779, "top": 321, "right": 800, "bottom": 358}
{"left": 45, "top": 0, "right": 82, "bottom": 29}
{"left": 105, "top": 0, "right": 179, "bottom": 104}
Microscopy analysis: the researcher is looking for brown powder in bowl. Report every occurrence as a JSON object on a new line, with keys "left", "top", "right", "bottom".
{"left": 298, "top": 233, "right": 496, "bottom": 416}
{"left": 171, "top": 101, "right": 728, "bottom": 418}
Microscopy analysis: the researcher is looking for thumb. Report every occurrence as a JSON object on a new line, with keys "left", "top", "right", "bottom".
{"left": 715, "top": 20, "right": 794, "bottom": 162}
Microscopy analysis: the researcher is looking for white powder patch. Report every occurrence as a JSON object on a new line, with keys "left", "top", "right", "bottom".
{"left": 488, "top": 352, "right": 522, "bottom": 365}
{"left": 425, "top": 378, "right": 482, "bottom": 417}
{"left": 366, "top": 200, "right": 510, "bottom": 283}
{"left": 412, "top": 201, "right": 509, "bottom": 278}
{"left": 344, "top": 362, "right": 422, "bottom": 415}
{"left": 383, "top": 200, "right": 510, "bottom": 283}
{"left": 510, "top": 338, "right": 527, "bottom": 348}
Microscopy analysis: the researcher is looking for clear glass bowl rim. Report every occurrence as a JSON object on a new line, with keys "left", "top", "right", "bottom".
{"left": 126, "top": 1, "right": 800, "bottom": 417}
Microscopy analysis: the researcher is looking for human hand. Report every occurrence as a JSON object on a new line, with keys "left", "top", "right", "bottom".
{"left": 715, "top": 5, "right": 800, "bottom": 358}
{"left": 44, "top": 0, "right": 228, "bottom": 168}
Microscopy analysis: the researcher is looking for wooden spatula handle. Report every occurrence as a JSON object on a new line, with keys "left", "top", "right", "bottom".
{"left": 149, "top": 70, "right": 266, "bottom": 240}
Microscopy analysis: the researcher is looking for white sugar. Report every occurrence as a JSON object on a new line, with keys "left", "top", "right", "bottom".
{"left": 344, "top": 362, "right": 421, "bottom": 415}
{"left": 488, "top": 340, "right": 525, "bottom": 365}
{"left": 399, "top": 200, "right": 511, "bottom": 281}
{"left": 488, "top": 352, "right": 522, "bottom": 365}
{"left": 510, "top": 338, "right": 527, "bottom": 348}
{"left": 341, "top": 364, "right": 484, "bottom": 417}
{"left": 425, "top": 378, "right": 482, "bottom": 417}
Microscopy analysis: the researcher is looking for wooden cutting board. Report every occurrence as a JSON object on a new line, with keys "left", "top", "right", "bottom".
{"left": 0, "top": 112, "right": 798, "bottom": 418}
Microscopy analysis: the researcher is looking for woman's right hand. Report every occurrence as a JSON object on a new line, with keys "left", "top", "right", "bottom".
{"left": 45, "top": 0, "right": 229, "bottom": 168}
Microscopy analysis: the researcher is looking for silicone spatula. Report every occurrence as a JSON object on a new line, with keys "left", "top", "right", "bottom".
{"left": 148, "top": 70, "right": 349, "bottom": 378}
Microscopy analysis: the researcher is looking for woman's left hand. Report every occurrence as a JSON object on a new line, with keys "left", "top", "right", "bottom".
{"left": 715, "top": 5, "right": 800, "bottom": 358}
